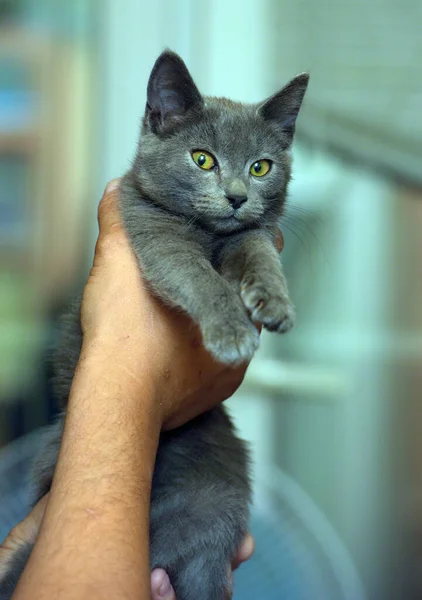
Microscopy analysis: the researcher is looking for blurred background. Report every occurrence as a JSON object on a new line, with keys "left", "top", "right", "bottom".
{"left": 1, "top": 1, "right": 421, "bottom": 599}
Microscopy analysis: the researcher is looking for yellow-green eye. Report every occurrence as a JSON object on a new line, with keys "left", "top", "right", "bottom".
{"left": 192, "top": 150, "right": 216, "bottom": 170}
{"left": 250, "top": 160, "right": 271, "bottom": 177}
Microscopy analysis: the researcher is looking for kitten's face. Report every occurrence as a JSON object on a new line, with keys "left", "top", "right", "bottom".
{"left": 134, "top": 52, "right": 308, "bottom": 234}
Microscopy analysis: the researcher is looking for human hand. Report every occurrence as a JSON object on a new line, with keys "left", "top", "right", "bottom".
{"left": 80, "top": 179, "right": 283, "bottom": 429}
{"left": 0, "top": 496, "right": 254, "bottom": 600}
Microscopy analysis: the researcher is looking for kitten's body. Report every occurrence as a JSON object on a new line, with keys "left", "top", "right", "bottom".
{"left": 0, "top": 52, "right": 308, "bottom": 600}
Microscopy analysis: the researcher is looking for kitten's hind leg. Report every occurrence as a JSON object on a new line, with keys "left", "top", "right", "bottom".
{"left": 169, "top": 552, "right": 232, "bottom": 600}
{"left": 0, "top": 542, "right": 34, "bottom": 600}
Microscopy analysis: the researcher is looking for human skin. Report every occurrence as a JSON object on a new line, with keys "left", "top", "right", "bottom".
{"left": 0, "top": 494, "right": 254, "bottom": 599}
{"left": 3, "top": 180, "right": 282, "bottom": 599}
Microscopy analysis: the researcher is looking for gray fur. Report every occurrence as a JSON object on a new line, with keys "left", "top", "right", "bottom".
{"left": 0, "top": 51, "right": 308, "bottom": 599}
{"left": 0, "top": 543, "right": 34, "bottom": 600}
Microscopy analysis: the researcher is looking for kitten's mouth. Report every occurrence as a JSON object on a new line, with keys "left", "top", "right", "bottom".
{"left": 215, "top": 215, "right": 246, "bottom": 232}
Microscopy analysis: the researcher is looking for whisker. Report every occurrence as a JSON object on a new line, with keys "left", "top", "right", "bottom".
{"left": 285, "top": 202, "right": 314, "bottom": 218}
{"left": 279, "top": 220, "right": 307, "bottom": 252}
{"left": 183, "top": 214, "right": 199, "bottom": 232}
{"left": 284, "top": 211, "right": 331, "bottom": 270}
{"left": 282, "top": 214, "right": 313, "bottom": 240}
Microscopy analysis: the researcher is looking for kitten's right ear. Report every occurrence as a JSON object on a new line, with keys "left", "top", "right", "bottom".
{"left": 258, "top": 73, "right": 309, "bottom": 146}
{"left": 145, "top": 51, "right": 203, "bottom": 133}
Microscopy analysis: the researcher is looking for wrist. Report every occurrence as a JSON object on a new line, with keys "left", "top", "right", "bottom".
{"left": 50, "top": 338, "right": 163, "bottom": 506}
{"left": 75, "top": 335, "right": 163, "bottom": 428}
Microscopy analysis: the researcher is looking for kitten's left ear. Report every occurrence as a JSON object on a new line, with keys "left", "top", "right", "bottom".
{"left": 258, "top": 73, "right": 309, "bottom": 145}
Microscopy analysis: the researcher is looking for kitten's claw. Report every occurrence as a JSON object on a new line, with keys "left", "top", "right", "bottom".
{"left": 240, "top": 275, "right": 295, "bottom": 334}
{"left": 202, "top": 320, "right": 260, "bottom": 365}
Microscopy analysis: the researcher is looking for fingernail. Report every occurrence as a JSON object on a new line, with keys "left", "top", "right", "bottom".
{"left": 105, "top": 179, "right": 120, "bottom": 194}
{"left": 151, "top": 569, "right": 173, "bottom": 599}
{"left": 158, "top": 573, "right": 172, "bottom": 597}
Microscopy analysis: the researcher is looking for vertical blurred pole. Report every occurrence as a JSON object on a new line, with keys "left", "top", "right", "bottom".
{"left": 98, "top": 0, "right": 162, "bottom": 188}
{"left": 336, "top": 172, "right": 396, "bottom": 599}
{"left": 160, "top": 0, "right": 192, "bottom": 62}
{"left": 189, "top": 0, "right": 273, "bottom": 101}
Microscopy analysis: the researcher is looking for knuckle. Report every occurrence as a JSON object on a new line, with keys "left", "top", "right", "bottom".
{"left": 105, "top": 178, "right": 121, "bottom": 195}
{"left": 96, "top": 232, "right": 118, "bottom": 254}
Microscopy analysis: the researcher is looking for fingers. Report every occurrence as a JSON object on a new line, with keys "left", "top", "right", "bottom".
{"left": 97, "top": 178, "right": 122, "bottom": 235}
{"left": 0, "top": 495, "right": 49, "bottom": 577}
{"left": 232, "top": 533, "right": 255, "bottom": 570}
{"left": 24, "top": 494, "right": 49, "bottom": 540}
{"left": 225, "top": 534, "right": 254, "bottom": 599}
{"left": 1, "top": 495, "right": 48, "bottom": 550}
{"left": 151, "top": 568, "right": 177, "bottom": 600}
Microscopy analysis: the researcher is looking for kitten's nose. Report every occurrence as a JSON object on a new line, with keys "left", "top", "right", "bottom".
{"left": 226, "top": 194, "right": 248, "bottom": 210}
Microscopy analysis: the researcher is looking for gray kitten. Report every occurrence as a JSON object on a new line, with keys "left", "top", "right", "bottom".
{"left": 0, "top": 51, "right": 308, "bottom": 600}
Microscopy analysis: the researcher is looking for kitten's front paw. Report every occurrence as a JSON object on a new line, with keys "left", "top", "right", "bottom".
{"left": 240, "top": 274, "right": 295, "bottom": 334}
{"left": 202, "top": 317, "right": 260, "bottom": 365}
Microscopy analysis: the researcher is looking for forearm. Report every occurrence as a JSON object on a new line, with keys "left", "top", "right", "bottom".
{"left": 14, "top": 340, "right": 161, "bottom": 600}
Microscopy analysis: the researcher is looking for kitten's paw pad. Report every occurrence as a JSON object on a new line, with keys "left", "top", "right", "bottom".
{"left": 240, "top": 277, "right": 295, "bottom": 334}
{"left": 203, "top": 320, "right": 260, "bottom": 365}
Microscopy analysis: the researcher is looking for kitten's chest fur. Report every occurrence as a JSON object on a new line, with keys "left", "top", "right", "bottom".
{"left": 121, "top": 170, "right": 276, "bottom": 271}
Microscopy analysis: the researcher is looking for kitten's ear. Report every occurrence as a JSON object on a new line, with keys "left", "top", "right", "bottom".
{"left": 258, "top": 73, "right": 309, "bottom": 145}
{"left": 145, "top": 51, "right": 203, "bottom": 133}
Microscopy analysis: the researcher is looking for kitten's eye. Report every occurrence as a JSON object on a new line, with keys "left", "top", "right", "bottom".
{"left": 192, "top": 150, "right": 216, "bottom": 170}
{"left": 250, "top": 160, "right": 271, "bottom": 177}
